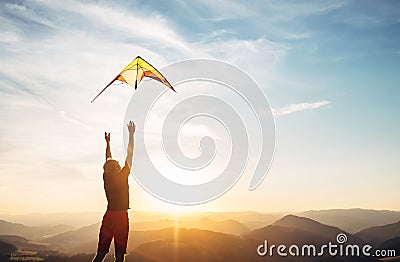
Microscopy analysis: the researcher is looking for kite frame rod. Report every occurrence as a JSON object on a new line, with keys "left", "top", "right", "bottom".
{"left": 90, "top": 75, "right": 119, "bottom": 103}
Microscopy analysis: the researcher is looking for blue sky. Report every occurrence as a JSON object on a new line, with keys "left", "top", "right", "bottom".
{"left": 0, "top": 0, "right": 399, "bottom": 213}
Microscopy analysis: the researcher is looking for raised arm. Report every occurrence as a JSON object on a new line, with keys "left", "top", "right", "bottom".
{"left": 126, "top": 121, "right": 135, "bottom": 167}
{"left": 105, "top": 132, "right": 111, "bottom": 160}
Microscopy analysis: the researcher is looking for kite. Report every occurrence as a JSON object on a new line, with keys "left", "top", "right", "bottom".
{"left": 91, "top": 56, "right": 175, "bottom": 103}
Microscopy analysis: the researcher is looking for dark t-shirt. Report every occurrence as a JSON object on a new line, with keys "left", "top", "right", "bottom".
{"left": 103, "top": 162, "right": 130, "bottom": 211}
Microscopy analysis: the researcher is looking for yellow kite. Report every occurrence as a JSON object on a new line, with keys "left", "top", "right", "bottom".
{"left": 91, "top": 56, "right": 175, "bottom": 103}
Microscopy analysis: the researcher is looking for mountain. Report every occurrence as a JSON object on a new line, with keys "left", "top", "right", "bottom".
{"left": 132, "top": 219, "right": 174, "bottom": 231}
{"left": 0, "top": 219, "right": 73, "bottom": 240}
{"left": 0, "top": 235, "right": 49, "bottom": 251}
{"left": 40, "top": 217, "right": 248, "bottom": 254}
{"left": 132, "top": 211, "right": 283, "bottom": 231}
{"left": 2, "top": 209, "right": 399, "bottom": 233}
{"left": 379, "top": 236, "right": 400, "bottom": 256}
{"left": 275, "top": 215, "right": 339, "bottom": 231}
{"left": 298, "top": 209, "right": 400, "bottom": 233}
{"left": 41, "top": 223, "right": 101, "bottom": 254}
{"left": 355, "top": 221, "right": 400, "bottom": 246}
{"left": 133, "top": 217, "right": 249, "bottom": 235}
{"left": 42, "top": 223, "right": 246, "bottom": 255}
{"left": 192, "top": 217, "right": 249, "bottom": 234}
{"left": 0, "top": 239, "right": 17, "bottom": 254}
{"left": 244, "top": 223, "right": 326, "bottom": 246}
{"left": 1, "top": 212, "right": 388, "bottom": 262}
{"left": 0, "top": 212, "right": 101, "bottom": 228}
{"left": 0, "top": 220, "right": 30, "bottom": 236}
{"left": 245, "top": 215, "right": 334, "bottom": 244}
{"left": 0, "top": 210, "right": 281, "bottom": 233}
{"left": 42, "top": 225, "right": 177, "bottom": 254}
{"left": 132, "top": 228, "right": 268, "bottom": 262}
{"left": 194, "top": 211, "right": 285, "bottom": 230}
{"left": 273, "top": 214, "right": 353, "bottom": 240}
{"left": 244, "top": 215, "right": 364, "bottom": 249}
{"left": 132, "top": 227, "right": 377, "bottom": 262}
{"left": 40, "top": 214, "right": 372, "bottom": 255}
{"left": 129, "top": 228, "right": 182, "bottom": 251}
{"left": 243, "top": 215, "right": 378, "bottom": 262}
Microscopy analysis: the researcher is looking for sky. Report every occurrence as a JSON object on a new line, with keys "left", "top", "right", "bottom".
{"left": 0, "top": 0, "right": 399, "bottom": 214}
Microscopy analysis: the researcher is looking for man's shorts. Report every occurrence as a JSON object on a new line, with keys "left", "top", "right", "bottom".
{"left": 97, "top": 210, "right": 129, "bottom": 254}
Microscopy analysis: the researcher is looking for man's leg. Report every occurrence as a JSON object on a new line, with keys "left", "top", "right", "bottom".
{"left": 93, "top": 212, "right": 113, "bottom": 262}
{"left": 114, "top": 211, "right": 129, "bottom": 262}
{"left": 115, "top": 253, "right": 125, "bottom": 262}
{"left": 92, "top": 251, "right": 107, "bottom": 262}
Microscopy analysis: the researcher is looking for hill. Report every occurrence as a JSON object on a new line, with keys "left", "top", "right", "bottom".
{"left": 242, "top": 215, "right": 379, "bottom": 262}
{"left": 379, "top": 236, "right": 400, "bottom": 256}
{"left": 0, "top": 219, "right": 73, "bottom": 240}
{"left": 41, "top": 223, "right": 101, "bottom": 254}
{"left": 244, "top": 215, "right": 364, "bottom": 250}
{"left": 0, "top": 239, "right": 17, "bottom": 254}
{"left": 132, "top": 228, "right": 267, "bottom": 262}
{"left": 133, "top": 217, "right": 249, "bottom": 235}
{"left": 298, "top": 209, "right": 400, "bottom": 233}
{"left": 0, "top": 212, "right": 101, "bottom": 228}
{"left": 132, "top": 226, "right": 378, "bottom": 262}
{"left": 355, "top": 221, "right": 400, "bottom": 246}
{"left": 0, "top": 235, "right": 48, "bottom": 251}
{"left": 40, "top": 217, "right": 249, "bottom": 254}
{"left": 193, "top": 211, "right": 285, "bottom": 230}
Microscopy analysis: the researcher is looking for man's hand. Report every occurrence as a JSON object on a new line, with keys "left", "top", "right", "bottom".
{"left": 127, "top": 121, "right": 135, "bottom": 135}
{"left": 105, "top": 132, "right": 111, "bottom": 142}
{"left": 126, "top": 121, "right": 135, "bottom": 168}
{"left": 105, "top": 132, "right": 111, "bottom": 159}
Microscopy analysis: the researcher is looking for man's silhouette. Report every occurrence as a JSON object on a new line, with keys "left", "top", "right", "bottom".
{"left": 93, "top": 121, "right": 135, "bottom": 262}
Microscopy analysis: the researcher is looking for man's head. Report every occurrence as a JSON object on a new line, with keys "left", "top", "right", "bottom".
{"left": 103, "top": 159, "right": 121, "bottom": 175}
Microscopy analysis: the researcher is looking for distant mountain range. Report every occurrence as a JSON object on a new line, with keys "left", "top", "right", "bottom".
{"left": 39, "top": 214, "right": 398, "bottom": 261}
{"left": 2, "top": 209, "right": 399, "bottom": 233}
{"left": 0, "top": 209, "right": 399, "bottom": 262}
{"left": 133, "top": 217, "right": 249, "bottom": 235}
{"left": 130, "top": 215, "right": 379, "bottom": 262}
{"left": 39, "top": 217, "right": 249, "bottom": 254}
{"left": 0, "top": 210, "right": 282, "bottom": 231}
{"left": 244, "top": 214, "right": 363, "bottom": 246}
{"left": 0, "top": 212, "right": 102, "bottom": 228}
{"left": 298, "top": 209, "right": 400, "bottom": 233}
{"left": 132, "top": 228, "right": 265, "bottom": 262}
{"left": 0, "top": 220, "right": 73, "bottom": 239}
{"left": 0, "top": 235, "right": 48, "bottom": 251}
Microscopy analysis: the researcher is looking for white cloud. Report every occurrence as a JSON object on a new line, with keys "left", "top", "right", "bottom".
{"left": 265, "top": 1, "right": 345, "bottom": 21}
{"left": 273, "top": 100, "right": 331, "bottom": 116}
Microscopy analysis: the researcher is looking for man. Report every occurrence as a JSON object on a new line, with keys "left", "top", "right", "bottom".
{"left": 93, "top": 121, "right": 135, "bottom": 262}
